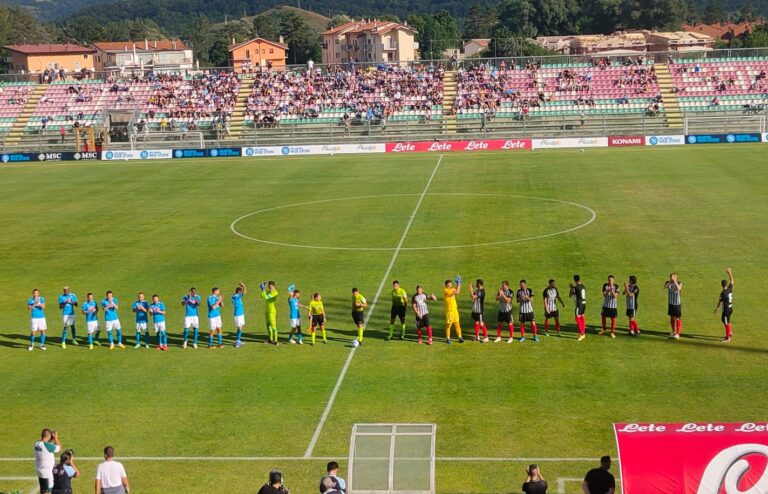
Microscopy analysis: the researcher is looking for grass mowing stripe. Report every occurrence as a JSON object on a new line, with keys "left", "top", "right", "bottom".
{"left": 303, "top": 155, "right": 444, "bottom": 458}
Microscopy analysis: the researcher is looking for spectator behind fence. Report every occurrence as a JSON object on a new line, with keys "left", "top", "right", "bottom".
{"left": 52, "top": 449, "right": 79, "bottom": 494}
{"left": 34, "top": 428, "right": 61, "bottom": 494}
{"left": 582, "top": 456, "right": 615, "bottom": 494}
{"left": 319, "top": 461, "right": 346, "bottom": 493}
{"left": 522, "top": 464, "right": 547, "bottom": 494}
{"left": 258, "top": 469, "right": 289, "bottom": 494}
{"left": 95, "top": 446, "right": 130, "bottom": 494}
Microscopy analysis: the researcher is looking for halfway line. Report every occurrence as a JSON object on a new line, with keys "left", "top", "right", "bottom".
{"left": 303, "top": 155, "right": 444, "bottom": 458}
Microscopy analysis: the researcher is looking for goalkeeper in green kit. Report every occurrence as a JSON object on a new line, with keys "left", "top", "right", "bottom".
{"left": 261, "top": 281, "right": 279, "bottom": 345}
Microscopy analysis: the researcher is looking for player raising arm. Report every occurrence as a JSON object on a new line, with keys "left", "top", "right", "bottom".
{"left": 470, "top": 279, "right": 489, "bottom": 343}
{"left": 308, "top": 292, "right": 327, "bottom": 346}
{"left": 352, "top": 288, "right": 368, "bottom": 345}
{"left": 664, "top": 273, "right": 683, "bottom": 339}
{"left": 28, "top": 289, "right": 47, "bottom": 351}
{"left": 261, "top": 281, "right": 279, "bottom": 345}
{"left": 287, "top": 286, "right": 306, "bottom": 345}
{"left": 623, "top": 275, "right": 640, "bottom": 336}
{"left": 495, "top": 281, "right": 515, "bottom": 343}
{"left": 58, "top": 287, "right": 78, "bottom": 348}
{"left": 132, "top": 292, "right": 150, "bottom": 349}
{"left": 232, "top": 282, "right": 246, "bottom": 348}
{"left": 182, "top": 288, "right": 201, "bottom": 349}
{"left": 443, "top": 277, "right": 464, "bottom": 344}
{"left": 600, "top": 275, "right": 620, "bottom": 338}
{"left": 715, "top": 268, "right": 734, "bottom": 343}
{"left": 388, "top": 281, "right": 408, "bottom": 341}
{"left": 207, "top": 287, "right": 224, "bottom": 349}
{"left": 542, "top": 279, "right": 566, "bottom": 336}
{"left": 412, "top": 285, "right": 437, "bottom": 345}
{"left": 569, "top": 275, "right": 587, "bottom": 341}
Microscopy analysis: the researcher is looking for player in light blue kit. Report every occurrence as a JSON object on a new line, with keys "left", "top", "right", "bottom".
{"left": 207, "top": 287, "right": 224, "bottom": 349}
{"left": 28, "top": 289, "right": 47, "bottom": 351}
{"left": 82, "top": 292, "right": 100, "bottom": 350}
{"left": 181, "top": 288, "right": 201, "bottom": 349}
{"left": 232, "top": 282, "right": 247, "bottom": 348}
{"left": 150, "top": 294, "right": 168, "bottom": 351}
{"left": 132, "top": 292, "right": 150, "bottom": 349}
{"left": 58, "top": 286, "right": 78, "bottom": 348}
{"left": 101, "top": 290, "right": 124, "bottom": 350}
{"left": 287, "top": 285, "right": 305, "bottom": 344}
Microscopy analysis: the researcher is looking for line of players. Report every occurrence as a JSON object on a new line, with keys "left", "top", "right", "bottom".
{"left": 24, "top": 269, "right": 735, "bottom": 351}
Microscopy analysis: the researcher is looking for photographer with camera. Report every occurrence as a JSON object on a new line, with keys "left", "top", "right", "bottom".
{"left": 52, "top": 449, "right": 79, "bottom": 494}
{"left": 34, "top": 428, "right": 61, "bottom": 494}
{"left": 522, "top": 464, "right": 547, "bottom": 494}
{"left": 258, "top": 469, "right": 289, "bottom": 494}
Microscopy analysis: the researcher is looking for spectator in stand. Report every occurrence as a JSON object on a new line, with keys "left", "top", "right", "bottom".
{"left": 34, "top": 428, "right": 61, "bottom": 494}
{"left": 582, "top": 456, "right": 615, "bottom": 494}
{"left": 319, "top": 461, "right": 346, "bottom": 493}
{"left": 522, "top": 464, "right": 547, "bottom": 494}
{"left": 51, "top": 449, "right": 79, "bottom": 494}
{"left": 95, "top": 446, "right": 130, "bottom": 494}
{"left": 258, "top": 469, "right": 289, "bottom": 494}
{"left": 59, "top": 126, "right": 66, "bottom": 144}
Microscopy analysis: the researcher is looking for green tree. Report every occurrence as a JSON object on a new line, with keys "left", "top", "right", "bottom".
{"left": 253, "top": 14, "right": 279, "bottom": 40}
{"left": 414, "top": 11, "right": 459, "bottom": 59}
{"left": 497, "top": 0, "right": 573, "bottom": 38}
{"left": 279, "top": 11, "right": 320, "bottom": 64}
{"left": 208, "top": 35, "right": 231, "bottom": 67}
{"left": 745, "top": 26, "right": 768, "bottom": 47}
{"left": 183, "top": 14, "right": 213, "bottom": 64}
{"left": 327, "top": 14, "right": 352, "bottom": 29}
{"left": 59, "top": 15, "right": 110, "bottom": 44}
{"left": 621, "top": 0, "right": 686, "bottom": 30}
{"left": 702, "top": 1, "right": 725, "bottom": 23}
{"left": 464, "top": 4, "right": 497, "bottom": 39}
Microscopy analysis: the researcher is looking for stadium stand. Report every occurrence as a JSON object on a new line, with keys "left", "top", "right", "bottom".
{"left": 669, "top": 58, "right": 768, "bottom": 112}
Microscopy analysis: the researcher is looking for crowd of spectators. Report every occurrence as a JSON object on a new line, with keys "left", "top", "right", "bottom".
{"left": 244, "top": 64, "right": 444, "bottom": 127}
{"left": 144, "top": 71, "right": 239, "bottom": 127}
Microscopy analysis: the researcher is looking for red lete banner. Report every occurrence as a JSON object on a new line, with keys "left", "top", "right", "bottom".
{"left": 385, "top": 139, "right": 531, "bottom": 153}
{"left": 614, "top": 422, "right": 768, "bottom": 494}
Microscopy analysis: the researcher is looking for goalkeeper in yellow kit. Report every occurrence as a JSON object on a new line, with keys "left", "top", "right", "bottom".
{"left": 443, "top": 276, "right": 465, "bottom": 344}
{"left": 260, "top": 281, "right": 279, "bottom": 345}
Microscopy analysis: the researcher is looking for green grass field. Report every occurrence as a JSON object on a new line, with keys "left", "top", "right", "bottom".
{"left": 1, "top": 145, "right": 768, "bottom": 494}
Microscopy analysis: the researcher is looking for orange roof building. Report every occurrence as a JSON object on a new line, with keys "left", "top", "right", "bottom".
{"left": 228, "top": 38, "right": 288, "bottom": 69}
{"left": 3, "top": 44, "right": 95, "bottom": 74}
{"left": 91, "top": 39, "right": 194, "bottom": 73}
{"left": 682, "top": 21, "right": 766, "bottom": 42}
{"left": 322, "top": 19, "right": 418, "bottom": 65}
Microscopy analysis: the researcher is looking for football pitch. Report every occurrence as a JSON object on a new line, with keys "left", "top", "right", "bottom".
{"left": 1, "top": 145, "right": 768, "bottom": 493}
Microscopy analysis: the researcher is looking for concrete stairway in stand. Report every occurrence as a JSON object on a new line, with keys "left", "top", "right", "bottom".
{"left": 655, "top": 63, "right": 683, "bottom": 129}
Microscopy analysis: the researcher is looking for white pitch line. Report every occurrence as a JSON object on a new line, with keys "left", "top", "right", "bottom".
{"left": 0, "top": 456, "right": 606, "bottom": 462}
{"left": 303, "top": 155, "right": 444, "bottom": 459}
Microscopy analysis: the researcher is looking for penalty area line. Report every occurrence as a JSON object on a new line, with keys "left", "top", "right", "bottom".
{"left": 302, "top": 155, "right": 444, "bottom": 459}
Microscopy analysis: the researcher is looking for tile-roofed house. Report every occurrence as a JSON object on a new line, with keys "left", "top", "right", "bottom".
{"left": 3, "top": 44, "right": 96, "bottom": 74}
{"left": 321, "top": 19, "right": 419, "bottom": 65}
{"left": 91, "top": 39, "right": 194, "bottom": 74}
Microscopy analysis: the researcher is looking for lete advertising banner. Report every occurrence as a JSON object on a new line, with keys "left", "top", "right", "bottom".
{"left": 532, "top": 137, "right": 608, "bottom": 149}
{"left": 645, "top": 135, "right": 686, "bottom": 146}
{"left": 608, "top": 136, "right": 644, "bottom": 147}
{"left": 385, "top": 139, "right": 531, "bottom": 153}
{"left": 614, "top": 422, "right": 768, "bottom": 494}
{"left": 686, "top": 134, "right": 762, "bottom": 145}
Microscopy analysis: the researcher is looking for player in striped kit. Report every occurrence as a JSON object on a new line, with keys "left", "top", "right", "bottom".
{"left": 516, "top": 280, "right": 538, "bottom": 342}
{"left": 469, "top": 279, "right": 489, "bottom": 343}
{"left": 600, "top": 275, "right": 620, "bottom": 338}
{"left": 542, "top": 279, "right": 566, "bottom": 336}
{"left": 665, "top": 273, "right": 683, "bottom": 339}
{"left": 569, "top": 275, "right": 587, "bottom": 341}
{"left": 623, "top": 275, "right": 640, "bottom": 336}
{"left": 494, "top": 281, "right": 515, "bottom": 343}
{"left": 411, "top": 285, "right": 437, "bottom": 345}
{"left": 715, "top": 268, "right": 734, "bottom": 343}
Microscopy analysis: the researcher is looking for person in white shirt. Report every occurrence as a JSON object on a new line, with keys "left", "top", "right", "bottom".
{"left": 94, "top": 446, "right": 130, "bottom": 494}
{"left": 34, "top": 428, "right": 61, "bottom": 494}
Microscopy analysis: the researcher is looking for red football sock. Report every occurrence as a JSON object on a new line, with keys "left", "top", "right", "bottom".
{"left": 519, "top": 324, "right": 526, "bottom": 337}
{"left": 427, "top": 326, "right": 433, "bottom": 339}
{"left": 481, "top": 324, "right": 488, "bottom": 338}
{"left": 601, "top": 316, "right": 607, "bottom": 331}
{"left": 417, "top": 328, "right": 422, "bottom": 339}
{"left": 497, "top": 323, "right": 503, "bottom": 338}
{"left": 544, "top": 319, "right": 549, "bottom": 331}
{"left": 579, "top": 316, "right": 586, "bottom": 335}
{"left": 508, "top": 324, "right": 515, "bottom": 338}
{"left": 532, "top": 322, "right": 538, "bottom": 336}
{"left": 676, "top": 319, "right": 682, "bottom": 334}
{"left": 726, "top": 324, "right": 732, "bottom": 337}
{"left": 474, "top": 323, "right": 480, "bottom": 338}
{"left": 555, "top": 320, "right": 561, "bottom": 333}
{"left": 610, "top": 319, "right": 616, "bottom": 334}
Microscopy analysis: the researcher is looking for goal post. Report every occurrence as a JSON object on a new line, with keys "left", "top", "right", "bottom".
{"left": 348, "top": 424, "right": 436, "bottom": 494}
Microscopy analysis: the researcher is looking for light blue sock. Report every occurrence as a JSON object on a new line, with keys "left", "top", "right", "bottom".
{"left": 236, "top": 328, "right": 242, "bottom": 342}
{"left": 163, "top": 332, "right": 168, "bottom": 345}
{"left": 94, "top": 330, "right": 100, "bottom": 342}
{"left": 217, "top": 332, "right": 223, "bottom": 346}
{"left": 193, "top": 328, "right": 199, "bottom": 345}
{"left": 116, "top": 329, "right": 122, "bottom": 344}
{"left": 157, "top": 333, "right": 163, "bottom": 346}
{"left": 88, "top": 333, "right": 93, "bottom": 345}
{"left": 71, "top": 325, "right": 76, "bottom": 340}
{"left": 183, "top": 328, "right": 188, "bottom": 342}
{"left": 208, "top": 334, "right": 213, "bottom": 347}
{"left": 40, "top": 333, "right": 46, "bottom": 346}
{"left": 62, "top": 327, "right": 68, "bottom": 341}
{"left": 135, "top": 332, "right": 141, "bottom": 345}
{"left": 29, "top": 334, "right": 35, "bottom": 346}
{"left": 108, "top": 331, "right": 113, "bottom": 344}
{"left": 145, "top": 331, "right": 150, "bottom": 346}
{"left": 297, "top": 331, "right": 303, "bottom": 342}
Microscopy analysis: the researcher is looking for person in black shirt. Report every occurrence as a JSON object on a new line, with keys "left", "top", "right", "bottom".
{"left": 258, "top": 470, "right": 289, "bottom": 494}
{"left": 582, "top": 456, "right": 615, "bottom": 494}
{"left": 569, "top": 274, "right": 587, "bottom": 341}
{"left": 715, "top": 267, "right": 735, "bottom": 343}
{"left": 51, "top": 449, "right": 79, "bottom": 494}
{"left": 522, "top": 464, "right": 547, "bottom": 494}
